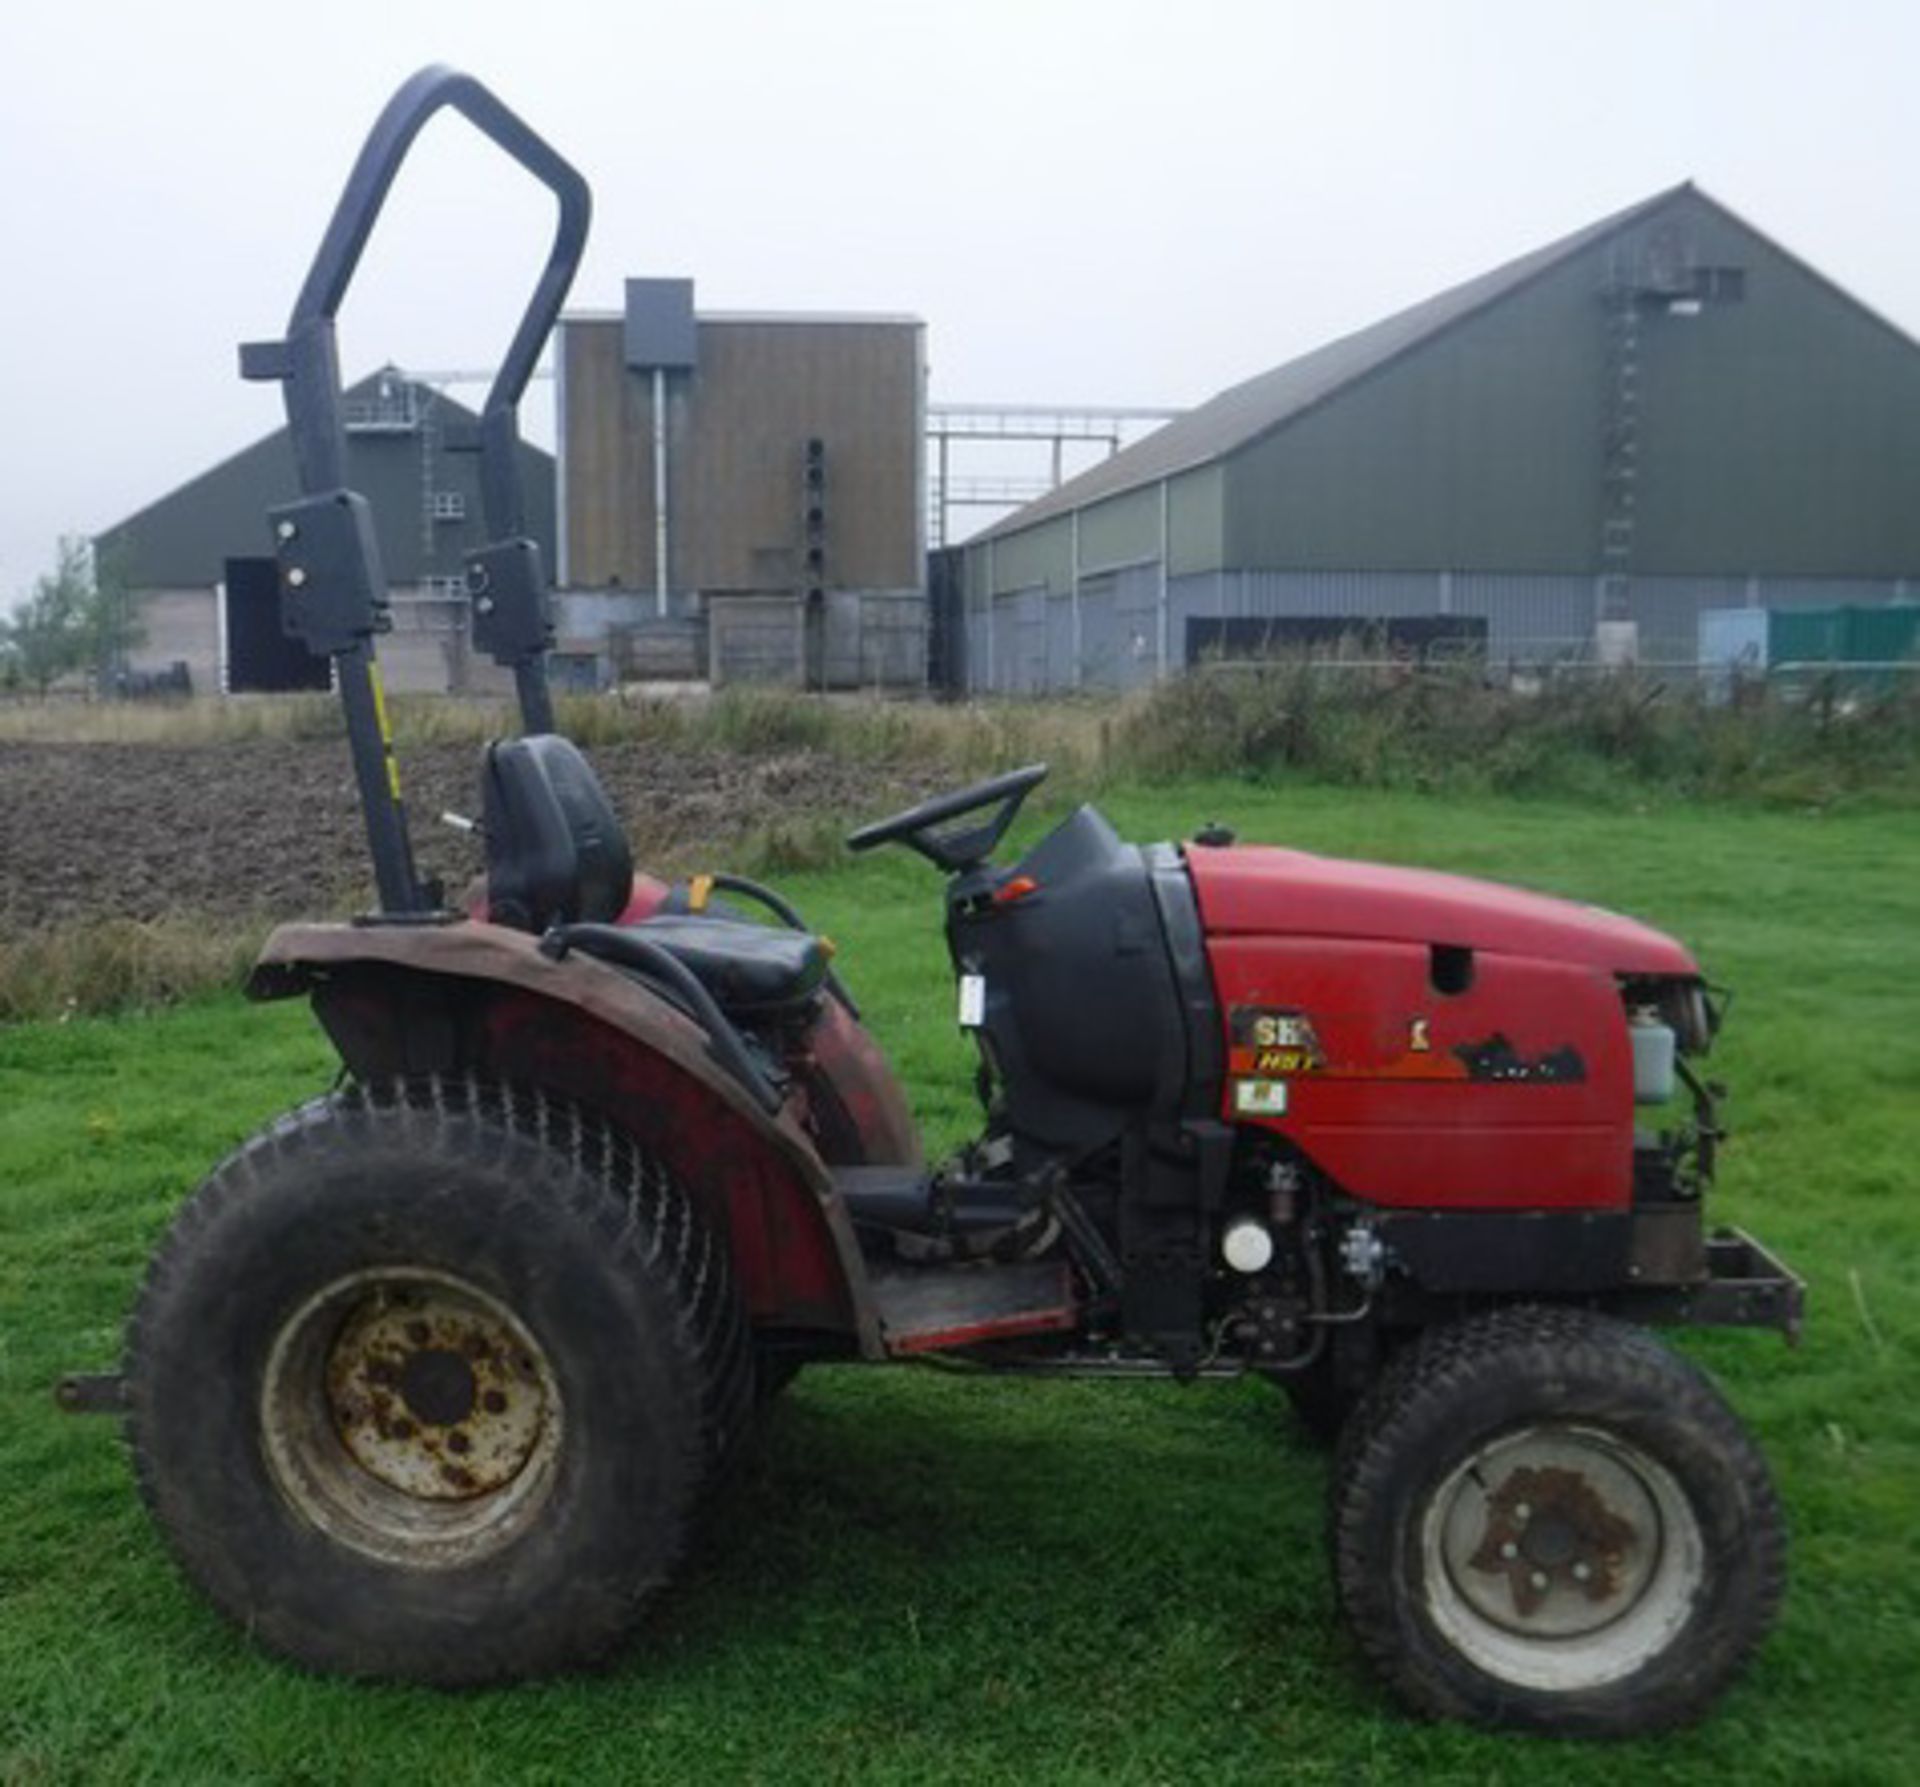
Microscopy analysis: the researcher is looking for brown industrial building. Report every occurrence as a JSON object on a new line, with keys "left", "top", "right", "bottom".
{"left": 553, "top": 281, "right": 927, "bottom": 687}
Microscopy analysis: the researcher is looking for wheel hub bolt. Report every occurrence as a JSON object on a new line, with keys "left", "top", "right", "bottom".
{"left": 1514, "top": 1502, "right": 1531, "bottom": 1522}
{"left": 1573, "top": 1561, "right": 1592, "bottom": 1582}
{"left": 1530, "top": 1571, "right": 1549, "bottom": 1591}
{"left": 1500, "top": 1541, "right": 1519, "bottom": 1560}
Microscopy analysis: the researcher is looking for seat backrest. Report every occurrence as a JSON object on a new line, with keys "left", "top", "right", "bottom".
{"left": 482, "top": 734, "right": 634, "bottom": 932}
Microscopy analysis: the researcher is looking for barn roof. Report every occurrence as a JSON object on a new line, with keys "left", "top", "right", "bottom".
{"left": 973, "top": 184, "right": 1702, "bottom": 540}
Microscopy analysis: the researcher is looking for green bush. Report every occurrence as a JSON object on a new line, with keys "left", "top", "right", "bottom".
{"left": 1111, "top": 662, "right": 1920, "bottom": 808}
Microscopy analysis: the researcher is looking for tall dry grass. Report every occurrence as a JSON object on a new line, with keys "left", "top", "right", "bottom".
{"left": 10, "top": 667, "right": 1915, "bottom": 810}
{"left": 0, "top": 686, "right": 1116, "bottom": 775}
{"left": 0, "top": 917, "right": 271, "bottom": 1023}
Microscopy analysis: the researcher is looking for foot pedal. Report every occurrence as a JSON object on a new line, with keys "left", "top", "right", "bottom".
{"left": 869, "top": 1259, "right": 1077, "bottom": 1356}
{"left": 834, "top": 1165, "right": 936, "bottom": 1231}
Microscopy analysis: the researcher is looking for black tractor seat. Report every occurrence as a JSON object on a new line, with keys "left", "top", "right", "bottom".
{"left": 482, "top": 734, "right": 828, "bottom": 1016}
{"left": 632, "top": 915, "right": 829, "bottom": 1013}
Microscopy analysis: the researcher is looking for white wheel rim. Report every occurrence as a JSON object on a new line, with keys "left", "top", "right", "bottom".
{"left": 1419, "top": 1422, "right": 1705, "bottom": 1692}
{"left": 260, "top": 1267, "right": 564, "bottom": 1569}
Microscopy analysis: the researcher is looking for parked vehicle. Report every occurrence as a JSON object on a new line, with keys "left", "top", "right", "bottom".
{"left": 62, "top": 68, "right": 1800, "bottom": 1738}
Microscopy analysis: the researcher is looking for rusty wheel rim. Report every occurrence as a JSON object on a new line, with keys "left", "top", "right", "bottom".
{"left": 1419, "top": 1423, "right": 1704, "bottom": 1692}
{"left": 261, "top": 1267, "right": 564, "bottom": 1569}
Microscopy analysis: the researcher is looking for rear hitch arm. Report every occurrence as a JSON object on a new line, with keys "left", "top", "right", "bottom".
{"left": 54, "top": 1373, "right": 126, "bottom": 1415}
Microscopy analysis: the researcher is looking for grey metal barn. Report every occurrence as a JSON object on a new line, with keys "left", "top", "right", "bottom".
{"left": 98, "top": 371, "right": 557, "bottom": 697}
{"left": 961, "top": 185, "right": 1920, "bottom": 691}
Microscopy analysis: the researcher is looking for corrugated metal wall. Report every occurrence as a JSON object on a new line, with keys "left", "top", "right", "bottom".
{"left": 856, "top": 594, "right": 931, "bottom": 687}
{"left": 960, "top": 566, "right": 1918, "bottom": 692}
{"left": 1451, "top": 574, "right": 1598, "bottom": 659}
{"left": 1620, "top": 576, "right": 1748, "bottom": 663}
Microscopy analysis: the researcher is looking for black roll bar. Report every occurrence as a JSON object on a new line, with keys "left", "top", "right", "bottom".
{"left": 239, "top": 67, "right": 591, "bottom": 911}
{"left": 243, "top": 63, "right": 589, "bottom": 538}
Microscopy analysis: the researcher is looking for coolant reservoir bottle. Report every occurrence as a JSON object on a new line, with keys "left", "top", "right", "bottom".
{"left": 1629, "top": 1008, "right": 1677, "bottom": 1105}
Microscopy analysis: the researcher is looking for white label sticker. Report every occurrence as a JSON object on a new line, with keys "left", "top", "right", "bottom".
{"left": 1233, "top": 1079, "right": 1289, "bottom": 1117}
{"left": 958, "top": 973, "right": 986, "bottom": 1028}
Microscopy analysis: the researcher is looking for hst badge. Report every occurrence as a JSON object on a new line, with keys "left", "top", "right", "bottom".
{"left": 1228, "top": 1007, "right": 1325, "bottom": 1077}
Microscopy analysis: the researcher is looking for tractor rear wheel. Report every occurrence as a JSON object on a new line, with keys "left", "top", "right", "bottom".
{"left": 124, "top": 1078, "right": 752, "bottom": 1685}
{"left": 755, "top": 1349, "right": 806, "bottom": 1403}
{"left": 1330, "top": 1305, "right": 1783, "bottom": 1736}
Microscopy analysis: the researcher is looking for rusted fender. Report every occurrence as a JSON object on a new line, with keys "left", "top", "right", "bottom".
{"left": 249, "top": 920, "right": 885, "bottom": 1358}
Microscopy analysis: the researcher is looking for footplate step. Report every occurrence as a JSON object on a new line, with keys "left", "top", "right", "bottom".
{"left": 870, "top": 1259, "right": 1077, "bottom": 1356}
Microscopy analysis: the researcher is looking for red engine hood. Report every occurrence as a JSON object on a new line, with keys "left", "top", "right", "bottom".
{"left": 1185, "top": 845, "right": 1698, "bottom": 976}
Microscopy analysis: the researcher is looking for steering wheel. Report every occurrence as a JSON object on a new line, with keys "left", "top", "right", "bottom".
{"left": 846, "top": 763, "right": 1049, "bottom": 873}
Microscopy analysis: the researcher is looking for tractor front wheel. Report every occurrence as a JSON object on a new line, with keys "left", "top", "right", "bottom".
{"left": 124, "top": 1079, "right": 751, "bottom": 1685}
{"left": 1330, "top": 1305, "right": 1783, "bottom": 1736}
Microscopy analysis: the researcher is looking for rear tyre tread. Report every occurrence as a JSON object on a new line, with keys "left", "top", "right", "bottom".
{"left": 124, "top": 1075, "right": 752, "bottom": 1683}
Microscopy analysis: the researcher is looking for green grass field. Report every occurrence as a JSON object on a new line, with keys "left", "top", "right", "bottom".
{"left": 3, "top": 780, "right": 1916, "bottom": 1783}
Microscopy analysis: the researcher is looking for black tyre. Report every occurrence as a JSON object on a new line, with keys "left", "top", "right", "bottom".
{"left": 755, "top": 1349, "right": 806, "bottom": 1404}
{"left": 125, "top": 1078, "right": 752, "bottom": 1685}
{"left": 1331, "top": 1305, "right": 1784, "bottom": 1737}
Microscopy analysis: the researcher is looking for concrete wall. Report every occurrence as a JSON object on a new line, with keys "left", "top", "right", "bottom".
{"left": 709, "top": 596, "right": 804, "bottom": 685}
{"left": 710, "top": 591, "right": 928, "bottom": 688}
{"left": 127, "top": 587, "right": 219, "bottom": 692}
{"left": 128, "top": 583, "right": 516, "bottom": 697}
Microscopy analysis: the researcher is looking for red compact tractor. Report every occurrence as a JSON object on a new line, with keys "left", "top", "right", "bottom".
{"left": 63, "top": 70, "right": 1802, "bottom": 1737}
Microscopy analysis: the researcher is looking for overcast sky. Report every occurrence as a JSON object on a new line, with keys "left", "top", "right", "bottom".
{"left": 2, "top": 0, "right": 1913, "bottom": 606}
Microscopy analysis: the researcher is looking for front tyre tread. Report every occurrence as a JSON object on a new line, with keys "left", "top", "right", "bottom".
{"left": 1330, "top": 1304, "right": 1785, "bottom": 1737}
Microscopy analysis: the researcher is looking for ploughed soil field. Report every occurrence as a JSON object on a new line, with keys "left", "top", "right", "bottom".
{"left": 0, "top": 738, "right": 940, "bottom": 932}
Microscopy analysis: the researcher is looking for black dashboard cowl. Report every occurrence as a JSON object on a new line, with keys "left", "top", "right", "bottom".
{"left": 948, "top": 804, "right": 1203, "bottom": 1152}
